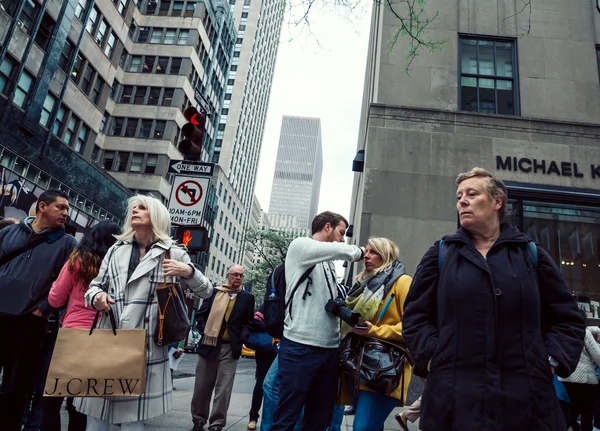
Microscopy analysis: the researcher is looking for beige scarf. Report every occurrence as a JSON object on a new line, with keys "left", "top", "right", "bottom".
{"left": 201, "top": 284, "right": 243, "bottom": 346}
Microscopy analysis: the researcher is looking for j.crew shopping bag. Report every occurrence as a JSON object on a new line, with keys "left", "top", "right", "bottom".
{"left": 44, "top": 309, "right": 147, "bottom": 398}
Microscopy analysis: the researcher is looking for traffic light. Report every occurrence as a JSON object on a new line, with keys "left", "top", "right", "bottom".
{"left": 174, "top": 226, "right": 209, "bottom": 252}
{"left": 180, "top": 107, "right": 206, "bottom": 161}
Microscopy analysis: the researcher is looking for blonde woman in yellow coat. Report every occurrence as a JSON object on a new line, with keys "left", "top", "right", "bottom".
{"left": 339, "top": 237, "right": 412, "bottom": 431}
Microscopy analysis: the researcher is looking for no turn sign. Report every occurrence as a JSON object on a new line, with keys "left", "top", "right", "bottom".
{"left": 168, "top": 175, "right": 210, "bottom": 225}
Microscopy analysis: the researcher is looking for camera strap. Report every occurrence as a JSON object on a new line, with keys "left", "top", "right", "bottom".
{"left": 322, "top": 263, "right": 335, "bottom": 301}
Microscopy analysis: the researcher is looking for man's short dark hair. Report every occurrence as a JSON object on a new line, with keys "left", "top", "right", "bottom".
{"left": 311, "top": 211, "right": 349, "bottom": 235}
{"left": 36, "top": 190, "right": 69, "bottom": 213}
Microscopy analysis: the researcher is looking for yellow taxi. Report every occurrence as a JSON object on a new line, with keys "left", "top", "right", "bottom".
{"left": 241, "top": 345, "right": 256, "bottom": 358}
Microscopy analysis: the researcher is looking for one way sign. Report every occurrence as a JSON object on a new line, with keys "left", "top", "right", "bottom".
{"left": 168, "top": 160, "right": 214, "bottom": 176}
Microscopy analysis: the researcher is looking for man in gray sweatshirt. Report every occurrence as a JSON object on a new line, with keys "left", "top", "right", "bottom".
{"left": 271, "top": 211, "right": 364, "bottom": 431}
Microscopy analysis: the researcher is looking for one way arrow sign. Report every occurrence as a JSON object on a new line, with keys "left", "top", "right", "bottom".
{"left": 169, "top": 160, "right": 215, "bottom": 176}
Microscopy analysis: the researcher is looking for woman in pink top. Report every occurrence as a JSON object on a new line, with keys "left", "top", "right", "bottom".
{"left": 41, "top": 221, "right": 120, "bottom": 431}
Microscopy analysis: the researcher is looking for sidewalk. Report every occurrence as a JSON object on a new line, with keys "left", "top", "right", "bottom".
{"left": 61, "top": 357, "right": 420, "bottom": 430}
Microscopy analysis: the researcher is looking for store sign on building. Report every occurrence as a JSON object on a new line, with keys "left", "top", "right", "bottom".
{"left": 168, "top": 175, "right": 210, "bottom": 225}
{"left": 496, "top": 155, "right": 600, "bottom": 179}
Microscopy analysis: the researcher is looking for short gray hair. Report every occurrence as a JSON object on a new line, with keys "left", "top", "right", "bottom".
{"left": 455, "top": 167, "right": 508, "bottom": 220}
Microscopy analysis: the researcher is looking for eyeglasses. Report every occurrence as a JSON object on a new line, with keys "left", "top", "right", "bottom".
{"left": 228, "top": 273, "right": 244, "bottom": 278}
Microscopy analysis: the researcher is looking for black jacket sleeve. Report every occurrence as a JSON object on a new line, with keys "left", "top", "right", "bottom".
{"left": 195, "top": 291, "right": 215, "bottom": 333}
{"left": 403, "top": 242, "right": 440, "bottom": 377}
{"left": 241, "top": 294, "right": 255, "bottom": 342}
{"left": 537, "top": 246, "right": 585, "bottom": 378}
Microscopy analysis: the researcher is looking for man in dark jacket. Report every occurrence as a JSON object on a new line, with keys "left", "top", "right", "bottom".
{"left": 191, "top": 264, "right": 254, "bottom": 431}
{"left": 0, "top": 190, "right": 77, "bottom": 431}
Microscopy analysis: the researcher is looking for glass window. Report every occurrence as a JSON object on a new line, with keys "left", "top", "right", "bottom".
{"left": 156, "top": 57, "right": 168, "bottom": 74}
{"left": 153, "top": 120, "right": 166, "bottom": 138}
{"left": 0, "top": 56, "right": 16, "bottom": 95}
{"left": 96, "top": 19, "right": 108, "bottom": 46}
{"left": 459, "top": 37, "right": 518, "bottom": 116}
{"left": 75, "top": 123, "right": 89, "bottom": 153}
{"left": 117, "top": 0, "right": 127, "bottom": 15}
{"left": 63, "top": 115, "right": 78, "bottom": 146}
{"left": 177, "top": 30, "right": 188, "bottom": 45}
{"left": 53, "top": 105, "right": 65, "bottom": 135}
{"left": 130, "top": 153, "right": 143, "bottom": 172}
{"left": 171, "top": 1, "right": 182, "bottom": 15}
{"left": 103, "top": 151, "right": 115, "bottom": 170}
{"left": 128, "top": 20, "right": 137, "bottom": 39}
{"left": 120, "top": 85, "right": 133, "bottom": 103}
{"left": 39, "top": 93, "right": 56, "bottom": 127}
{"left": 148, "top": 87, "right": 160, "bottom": 105}
{"left": 143, "top": 56, "right": 154, "bottom": 73}
{"left": 145, "top": 154, "right": 158, "bottom": 173}
{"left": 34, "top": 12, "right": 55, "bottom": 50}
{"left": 112, "top": 117, "right": 124, "bottom": 135}
{"left": 100, "top": 112, "right": 110, "bottom": 133}
{"left": 58, "top": 40, "right": 74, "bottom": 71}
{"left": 129, "top": 55, "right": 142, "bottom": 72}
{"left": 139, "top": 119, "right": 152, "bottom": 138}
{"left": 134, "top": 86, "right": 147, "bottom": 104}
{"left": 170, "top": 58, "right": 181, "bottom": 74}
{"left": 86, "top": 6, "right": 100, "bottom": 34}
{"left": 162, "top": 88, "right": 174, "bottom": 106}
{"left": 124, "top": 118, "right": 138, "bottom": 137}
{"left": 184, "top": 2, "right": 195, "bottom": 16}
{"left": 115, "top": 152, "right": 128, "bottom": 171}
{"left": 164, "top": 29, "right": 176, "bottom": 44}
{"left": 104, "top": 32, "right": 116, "bottom": 58}
{"left": 138, "top": 27, "right": 150, "bottom": 43}
{"left": 91, "top": 77, "right": 103, "bottom": 104}
{"left": 81, "top": 64, "right": 94, "bottom": 94}
{"left": 13, "top": 70, "right": 34, "bottom": 108}
{"left": 71, "top": 54, "right": 84, "bottom": 83}
{"left": 150, "top": 28, "right": 162, "bottom": 43}
{"left": 18, "top": 0, "right": 40, "bottom": 35}
{"left": 146, "top": 0, "right": 156, "bottom": 14}
{"left": 120, "top": 48, "right": 129, "bottom": 69}
{"left": 75, "top": 0, "right": 88, "bottom": 20}
{"left": 159, "top": 1, "right": 170, "bottom": 15}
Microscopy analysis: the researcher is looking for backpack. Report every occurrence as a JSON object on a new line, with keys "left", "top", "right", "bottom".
{"left": 437, "top": 240, "right": 538, "bottom": 270}
{"left": 263, "top": 264, "right": 315, "bottom": 338}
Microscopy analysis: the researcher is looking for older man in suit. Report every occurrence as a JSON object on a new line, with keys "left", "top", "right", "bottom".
{"left": 191, "top": 265, "right": 254, "bottom": 431}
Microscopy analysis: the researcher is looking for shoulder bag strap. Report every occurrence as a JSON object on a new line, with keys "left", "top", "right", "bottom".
{"left": 0, "top": 234, "right": 48, "bottom": 267}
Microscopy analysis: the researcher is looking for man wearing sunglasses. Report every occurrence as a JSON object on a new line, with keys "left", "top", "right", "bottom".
{"left": 191, "top": 265, "right": 255, "bottom": 431}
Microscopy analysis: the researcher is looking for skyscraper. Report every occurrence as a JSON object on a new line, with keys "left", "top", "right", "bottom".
{"left": 268, "top": 116, "right": 323, "bottom": 235}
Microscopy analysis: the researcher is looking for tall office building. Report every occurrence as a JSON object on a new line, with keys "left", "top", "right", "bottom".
{"left": 348, "top": 1, "right": 600, "bottom": 310}
{"left": 268, "top": 116, "right": 323, "bottom": 236}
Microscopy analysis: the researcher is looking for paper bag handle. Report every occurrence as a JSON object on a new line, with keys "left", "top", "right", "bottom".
{"left": 90, "top": 308, "right": 118, "bottom": 336}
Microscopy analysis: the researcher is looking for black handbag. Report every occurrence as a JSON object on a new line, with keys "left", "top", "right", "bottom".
{"left": 154, "top": 250, "right": 190, "bottom": 345}
{"left": 339, "top": 334, "right": 413, "bottom": 404}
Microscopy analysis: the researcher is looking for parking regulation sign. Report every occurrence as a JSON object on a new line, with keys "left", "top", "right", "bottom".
{"left": 168, "top": 175, "right": 210, "bottom": 225}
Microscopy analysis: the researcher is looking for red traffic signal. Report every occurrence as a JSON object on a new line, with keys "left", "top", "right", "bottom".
{"left": 174, "top": 226, "right": 208, "bottom": 252}
{"left": 180, "top": 107, "right": 206, "bottom": 161}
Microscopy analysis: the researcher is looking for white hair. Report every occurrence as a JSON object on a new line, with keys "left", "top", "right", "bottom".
{"left": 115, "top": 195, "right": 172, "bottom": 243}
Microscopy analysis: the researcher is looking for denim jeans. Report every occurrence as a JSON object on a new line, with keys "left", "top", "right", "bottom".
{"left": 260, "top": 358, "right": 302, "bottom": 431}
{"left": 352, "top": 390, "right": 398, "bottom": 431}
{"left": 328, "top": 405, "right": 345, "bottom": 431}
{"left": 271, "top": 338, "right": 339, "bottom": 431}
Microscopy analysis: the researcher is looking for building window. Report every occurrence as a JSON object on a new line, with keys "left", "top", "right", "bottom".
{"left": 459, "top": 36, "right": 518, "bottom": 116}
{"left": 75, "top": 123, "right": 89, "bottom": 153}
{"left": 130, "top": 153, "right": 143, "bottom": 172}
{"left": 154, "top": 120, "right": 166, "bottom": 138}
{"left": 34, "top": 12, "right": 55, "bottom": 50}
{"left": 112, "top": 117, "right": 124, "bottom": 135}
{"left": 39, "top": 93, "right": 56, "bottom": 127}
{"left": 104, "top": 32, "right": 116, "bottom": 58}
{"left": 138, "top": 27, "right": 150, "bottom": 43}
{"left": 185, "top": 2, "right": 194, "bottom": 16}
{"left": 86, "top": 6, "right": 100, "bottom": 35}
{"left": 96, "top": 18, "right": 109, "bottom": 46}
{"left": 145, "top": 154, "right": 158, "bottom": 173}
{"left": 170, "top": 58, "right": 181, "bottom": 74}
{"left": 63, "top": 115, "right": 79, "bottom": 146}
{"left": 124, "top": 118, "right": 138, "bottom": 137}
{"left": 91, "top": 77, "right": 103, "bottom": 104}
{"left": 58, "top": 40, "right": 74, "bottom": 71}
{"left": 121, "top": 85, "right": 133, "bottom": 103}
{"left": 148, "top": 87, "right": 160, "bottom": 105}
{"left": 115, "top": 152, "right": 128, "bottom": 171}
{"left": 164, "top": 29, "right": 176, "bottom": 44}
{"left": 162, "top": 88, "right": 174, "bottom": 105}
{"left": 13, "top": 70, "right": 34, "bottom": 108}
{"left": 156, "top": 57, "right": 168, "bottom": 74}
{"left": 143, "top": 56, "right": 154, "bottom": 73}
{"left": 81, "top": 64, "right": 94, "bottom": 94}
{"left": 18, "top": 0, "right": 40, "bottom": 35}
{"left": 146, "top": 0, "right": 157, "bottom": 14}
{"left": 171, "top": 1, "right": 182, "bottom": 15}
{"left": 139, "top": 119, "right": 152, "bottom": 138}
{"left": 71, "top": 54, "right": 84, "bottom": 83}
{"left": 159, "top": 1, "right": 170, "bottom": 15}
{"left": 116, "top": 0, "right": 127, "bottom": 15}
{"left": 75, "top": 0, "right": 88, "bottom": 20}
{"left": 120, "top": 48, "right": 129, "bottom": 68}
{"left": 53, "top": 105, "right": 65, "bottom": 135}
{"left": 0, "top": 56, "right": 16, "bottom": 95}
{"left": 129, "top": 56, "right": 142, "bottom": 72}
{"left": 103, "top": 151, "right": 115, "bottom": 170}
{"left": 134, "top": 86, "right": 147, "bottom": 104}
{"left": 100, "top": 112, "right": 110, "bottom": 133}
{"left": 150, "top": 28, "right": 162, "bottom": 43}
{"left": 177, "top": 30, "right": 189, "bottom": 45}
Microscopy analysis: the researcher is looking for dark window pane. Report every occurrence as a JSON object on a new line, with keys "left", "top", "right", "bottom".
{"left": 477, "top": 40, "right": 494, "bottom": 76}
{"left": 461, "top": 39, "right": 477, "bottom": 75}
{"left": 172, "top": 1, "right": 182, "bottom": 15}
{"left": 145, "top": 154, "right": 157, "bottom": 173}
{"left": 478, "top": 78, "right": 495, "bottom": 113}
{"left": 138, "top": 27, "right": 150, "bottom": 43}
{"left": 103, "top": 151, "right": 115, "bottom": 170}
{"left": 496, "top": 42, "right": 514, "bottom": 78}
{"left": 460, "top": 77, "right": 477, "bottom": 112}
{"left": 134, "top": 86, "right": 147, "bottom": 104}
{"left": 71, "top": 54, "right": 84, "bottom": 83}
{"left": 120, "top": 85, "right": 133, "bottom": 103}
{"left": 112, "top": 117, "right": 124, "bottom": 135}
{"left": 162, "top": 88, "right": 174, "bottom": 106}
{"left": 497, "top": 80, "right": 514, "bottom": 115}
{"left": 81, "top": 64, "right": 94, "bottom": 93}
{"left": 146, "top": 0, "right": 156, "bottom": 14}
{"left": 159, "top": 0, "right": 170, "bottom": 15}
{"left": 34, "top": 12, "right": 55, "bottom": 50}
{"left": 91, "top": 77, "right": 103, "bottom": 104}
{"left": 139, "top": 119, "right": 152, "bottom": 138}
{"left": 153, "top": 120, "right": 166, "bottom": 138}
{"left": 0, "top": 56, "right": 16, "bottom": 95}
{"left": 185, "top": 3, "right": 194, "bottom": 16}
{"left": 170, "top": 58, "right": 181, "bottom": 74}
{"left": 142, "top": 56, "right": 154, "bottom": 73}
{"left": 120, "top": 48, "right": 129, "bottom": 68}
{"left": 116, "top": 152, "right": 128, "bottom": 171}
{"left": 156, "top": 57, "right": 168, "bottom": 74}
{"left": 18, "top": 0, "right": 40, "bottom": 34}
{"left": 129, "top": 55, "right": 142, "bottom": 72}
{"left": 148, "top": 87, "right": 160, "bottom": 105}
{"left": 124, "top": 118, "right": 138, "bottom": 137}
{"left": 58, "top": 40, "right": 74, "bottom": 71}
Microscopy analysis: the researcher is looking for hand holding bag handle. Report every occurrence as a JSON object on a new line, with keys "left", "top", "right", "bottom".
{"left": 90, "top": 308, "right": 118, "bottom": 336}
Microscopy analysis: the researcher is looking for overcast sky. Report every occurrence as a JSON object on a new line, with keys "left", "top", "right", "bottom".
{"left": 253, "top": 3, "right": 372, "bottom": 218}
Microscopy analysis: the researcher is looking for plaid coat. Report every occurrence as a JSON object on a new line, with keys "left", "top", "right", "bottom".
{"left": 74, "top": 239, "right": 213, "bottom": 423}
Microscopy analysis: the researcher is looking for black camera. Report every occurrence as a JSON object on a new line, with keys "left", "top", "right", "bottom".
{"left": 325, "top": 298, "right": 361, "bottom": 327}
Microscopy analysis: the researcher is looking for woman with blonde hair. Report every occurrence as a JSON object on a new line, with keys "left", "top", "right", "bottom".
{"left": 75, "top": 195, "right": 213, "bottom": 431}
{"left": 339, "top": 237, "right": 412, "bottom": 431}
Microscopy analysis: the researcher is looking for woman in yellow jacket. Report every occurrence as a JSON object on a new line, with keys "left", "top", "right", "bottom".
{"left": 339, "top": 237, "right": 412, "bottom": 431}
